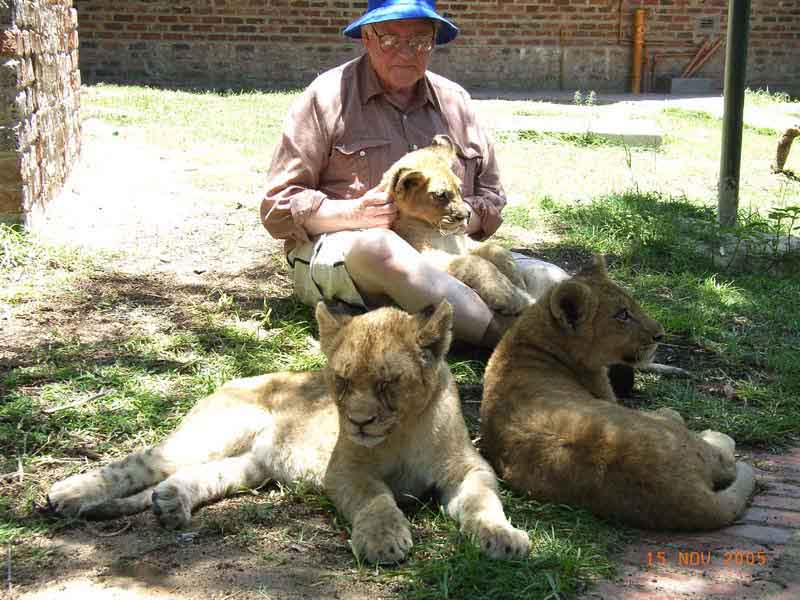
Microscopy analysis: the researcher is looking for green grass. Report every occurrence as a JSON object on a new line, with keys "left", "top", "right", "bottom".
{"left": 745, "top": 87, "right": 795, "bottom": 105}
{"left": 394, "top": 494, "right": 628, "bottom": 600}
{"left": 3, "top": 85, "right": 799, "bottom": 599}
{"left": 82, "top": 84, "right": 299, "bottom": 158}
{"left": 539, "top": 190, "right": 800, "bottom": 447}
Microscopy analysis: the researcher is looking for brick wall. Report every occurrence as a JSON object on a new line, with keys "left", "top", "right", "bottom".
{"left": 73, "top": 1, "right": 800, "bottom": 94}
{"left": 0, "top": 0, "right": 81, "bottom": 224}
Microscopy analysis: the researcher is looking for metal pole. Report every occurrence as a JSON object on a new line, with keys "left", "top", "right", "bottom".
{"left": 630, "top": 9, "right": 647, "bottom": 94}
{"left": 718, "top": 0, "right": 752, "bottom": 227}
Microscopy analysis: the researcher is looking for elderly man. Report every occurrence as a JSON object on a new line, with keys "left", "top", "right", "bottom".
{"left": 261, "top": 0, "right": 567, "bottom": 347}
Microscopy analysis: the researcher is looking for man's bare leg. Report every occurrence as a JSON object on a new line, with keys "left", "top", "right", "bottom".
{"left": 343, "top": 230, "right": 500, "bottom": 346}
{"left": 511, "top": 253, "right": 570, "bottom": 301}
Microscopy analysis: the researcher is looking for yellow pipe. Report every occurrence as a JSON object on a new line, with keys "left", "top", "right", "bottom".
{"left": 631, "top": 8, "right": 646, "bottom": 94}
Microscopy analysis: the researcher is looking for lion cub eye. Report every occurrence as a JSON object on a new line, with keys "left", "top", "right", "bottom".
{"left": 431, "top": 191, "right": 450, "bottom": 204}
{"left": 614, "top": 308, "right": 631, "bottom": 322}
{"left": 376, "top": 378, "right": 399, "bottom": 410}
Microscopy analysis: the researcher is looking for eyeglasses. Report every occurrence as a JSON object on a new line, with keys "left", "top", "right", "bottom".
{"left": 370, "top": 27, "right": 434, "bottom": 54}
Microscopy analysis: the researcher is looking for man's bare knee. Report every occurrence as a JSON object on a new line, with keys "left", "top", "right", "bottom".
{"left": 345, "top": 230, "right": 397, "bottom": 275}
{"left": 344, "top": 230, "right": 419, "bottom": 299}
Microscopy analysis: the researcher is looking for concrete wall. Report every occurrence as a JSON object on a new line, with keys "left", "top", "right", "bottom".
{"left": 74, "top": 0, "right": 800, "bottom": 94}
{"left": 0, "top": 0, "right": 81, "bottom": 224}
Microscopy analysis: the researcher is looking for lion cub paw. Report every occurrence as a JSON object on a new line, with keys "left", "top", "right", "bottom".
{"left": 351, "top": 510, "right": 413, "bottom": 564}
{"left": 485, "top": 281, "right": 533, "bottom": 317}
{"left": 701, "top": 430, "right": 736, "bottom": 456}
{"left": 151, "top": 480, "right": 193, "bottom": 530}
{"left": 475, "top": 520, "right": 531, "bottom": 561}
{"left": 47, "top": 471, "right": 106, "bottom": 518}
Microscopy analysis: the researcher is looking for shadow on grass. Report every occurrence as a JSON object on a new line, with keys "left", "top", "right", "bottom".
{"left": 0, "top": 248, "right": 630, "bottom": 600}
{"left": 0, "top": 260, "right": 319, "bottom": 458}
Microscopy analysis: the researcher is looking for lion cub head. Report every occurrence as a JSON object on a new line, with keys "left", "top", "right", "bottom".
{"left": 527, "top": 256, "right": 664, "bottom": 369}
{"left": 382, "top": 135, "right": 469, "bottom": 234}
{"left": 315, "top": 301, "right": 453, "bottom": 447}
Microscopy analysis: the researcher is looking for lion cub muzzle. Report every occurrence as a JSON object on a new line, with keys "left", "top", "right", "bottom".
{"left": 439, "top": 200, "right": 471, "bottom": 234}
{"left": 626, "top": 317, "right": 664, "bottom": 366}
{"left": 341, "top": 393, "right": 397, "bottom": 448}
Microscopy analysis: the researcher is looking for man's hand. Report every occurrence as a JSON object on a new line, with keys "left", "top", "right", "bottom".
{"left": 351, "top": 183, "right": 397, "bottom": 229}
{"left": 304, "top": 182, "right": 398, "bottom": 235}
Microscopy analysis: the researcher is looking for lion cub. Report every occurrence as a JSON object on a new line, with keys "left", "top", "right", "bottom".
{"left": 481, "top": 256, "right": 755, "bottom": 530}
{"left": 47, "top": 302, "right": 530, "bottom": 564}
{"left": 383, "top": 136, "right": 532, "bottom": 320}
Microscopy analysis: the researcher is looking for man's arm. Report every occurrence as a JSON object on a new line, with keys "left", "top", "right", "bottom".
{"left": 261, "top": 89, "right": 396, "bottom": 241}
{"left": 260, "top": 87, "right": 330, "bottom": 244}
{"left": 457, "top": 94, "right": 507, "bottom": 241}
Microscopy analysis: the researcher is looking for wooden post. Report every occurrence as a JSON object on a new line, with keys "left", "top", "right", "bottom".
{"left": 631, "top": 9, "right": 647, "bottom": 94}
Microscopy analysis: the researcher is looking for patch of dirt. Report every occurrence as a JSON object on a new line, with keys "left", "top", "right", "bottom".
{"left": 7, "top": 95, "right": 794, "bottom": 600}
{"left": 12, "top": 496, "right": 397, "bottom": 600}
{"left": 2, "top": 119, "right": 397, "bottom": 600}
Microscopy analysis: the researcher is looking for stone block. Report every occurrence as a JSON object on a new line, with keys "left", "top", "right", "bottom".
{"left": 0, "top": 152, "right": 20, "bottom": 185}
{"left": 669, "top": 77, "right": 718, "bottom": 95}
{"left": 0, "top": 124, "right": 20, "bottom": 152}
{"left": 0, "top": 3, "right": 11, "bottom": 27}
{"left": 0, "top": 57, "right": 20, "bottom": 89}
{"left": 0, "top": 184, "right": 22, "bottom": 215}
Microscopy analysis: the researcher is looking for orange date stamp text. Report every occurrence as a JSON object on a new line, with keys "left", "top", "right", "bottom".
{"left": 646, "top": 549, "right": 768, "bottom": 568}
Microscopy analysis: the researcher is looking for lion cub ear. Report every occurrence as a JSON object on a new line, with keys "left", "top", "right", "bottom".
{"left": 549, "top": 280, "right": 599, "bottom": 331}
{"left": 576, "top": 254, "right": 609, "bottom": 279}
{"left": 416, "top": 300, "right": 454, "bottom": 362}
{"left": 430, "top": 134, "right": 457, "bottom": 160}
{"left": 315, "top": 301, "right": 357, "bottom": 350}
{"left": 392, "top": 167, "right": 429, "bottom": 197}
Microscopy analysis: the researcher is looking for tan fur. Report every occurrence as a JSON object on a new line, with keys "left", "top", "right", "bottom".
{"left": 383, "top": 136, "right": 532, "bottom": 317}
{"left": 48, "top": 302, "right": 529, "bottom": 564}
{"left": 480, "top": 256, "right": 755, "bottom": 530}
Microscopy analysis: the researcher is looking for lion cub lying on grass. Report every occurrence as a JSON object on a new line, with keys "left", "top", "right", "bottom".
{"left": 383, "top": 136, "right": 532, "bottom": 320}
{"left": 481, "top": 256, "right": 755, "bottom": 530}
{"left": 47, "top": 301, "right": 530, "bottom": 564}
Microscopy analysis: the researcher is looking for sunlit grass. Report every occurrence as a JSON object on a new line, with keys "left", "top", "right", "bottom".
{"left": 538, "top": 190, "right": 800, "bottom": 448}
{"left": 2, "top": 84, "right": 798, "bottom": 599}
{"left": 82, "top": 84, "right": 300, "bottom": 159}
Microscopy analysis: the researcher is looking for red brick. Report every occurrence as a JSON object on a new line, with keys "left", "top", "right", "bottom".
{"left": 621, "top": 569, "right": 735, "bottom": 595}
{"left": 582, "top": 581, "right": 682, "bottom": 600}
{"left": 768, "top": 583, "right": 800, "bottom": 600}
{"left": 742, "top": 507, "right": 800, "bottom": 528}
{"left": 0, "top": 28, "right": 18, "bottom": 55}
{"left": 760, "top": 482, "right": 800, "bottom": 497}
{"left": 724, "top": 524, "right": 793, "bottom": 545}
{"left": 752, "top": 495, "right": 800, "bottom": 511}
{"left": 768, "top": 451, "right": 800, "bottom": 471}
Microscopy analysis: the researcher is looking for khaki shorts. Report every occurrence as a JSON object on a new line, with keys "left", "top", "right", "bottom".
{"left": 287, "top": 231, "right": 367, "bottom": 309}
{"left": 287, "top": 232, "right": 569, "bottom": 309}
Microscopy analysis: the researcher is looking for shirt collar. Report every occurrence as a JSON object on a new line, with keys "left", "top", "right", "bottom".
{"left": 357, "top": 54, "right": 440, "bottom": 113}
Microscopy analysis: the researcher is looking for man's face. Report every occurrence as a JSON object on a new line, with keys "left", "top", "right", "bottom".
{"left": 363, "top": 18, "right": 435, "bottom": 93}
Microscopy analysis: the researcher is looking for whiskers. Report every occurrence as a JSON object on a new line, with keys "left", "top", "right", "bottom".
{"left": 437, "top": 218, "right": 467, "bottom": 237}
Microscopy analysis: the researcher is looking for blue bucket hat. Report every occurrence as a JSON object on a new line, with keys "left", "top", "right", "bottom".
{"left": 343, "top": 0, "right": 459, "bottom": 46}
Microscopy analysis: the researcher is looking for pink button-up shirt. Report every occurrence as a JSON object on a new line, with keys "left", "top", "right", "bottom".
{"left": 260, "top": 54, "right": 507, "bottom": 255}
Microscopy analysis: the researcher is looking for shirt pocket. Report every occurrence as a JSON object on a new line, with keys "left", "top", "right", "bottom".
{"left": 328, "top": 138, "right": 390, "bottom": 198}
{"left": 449, "top": 142, "right": 482, "bottom": 198}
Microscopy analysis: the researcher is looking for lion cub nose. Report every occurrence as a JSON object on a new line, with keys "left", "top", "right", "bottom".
{"left": 347, "top": 413, "right": 376, "bottom": 427}
{"left": 452, "top": 205, "right": 470, "bottom": 222}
